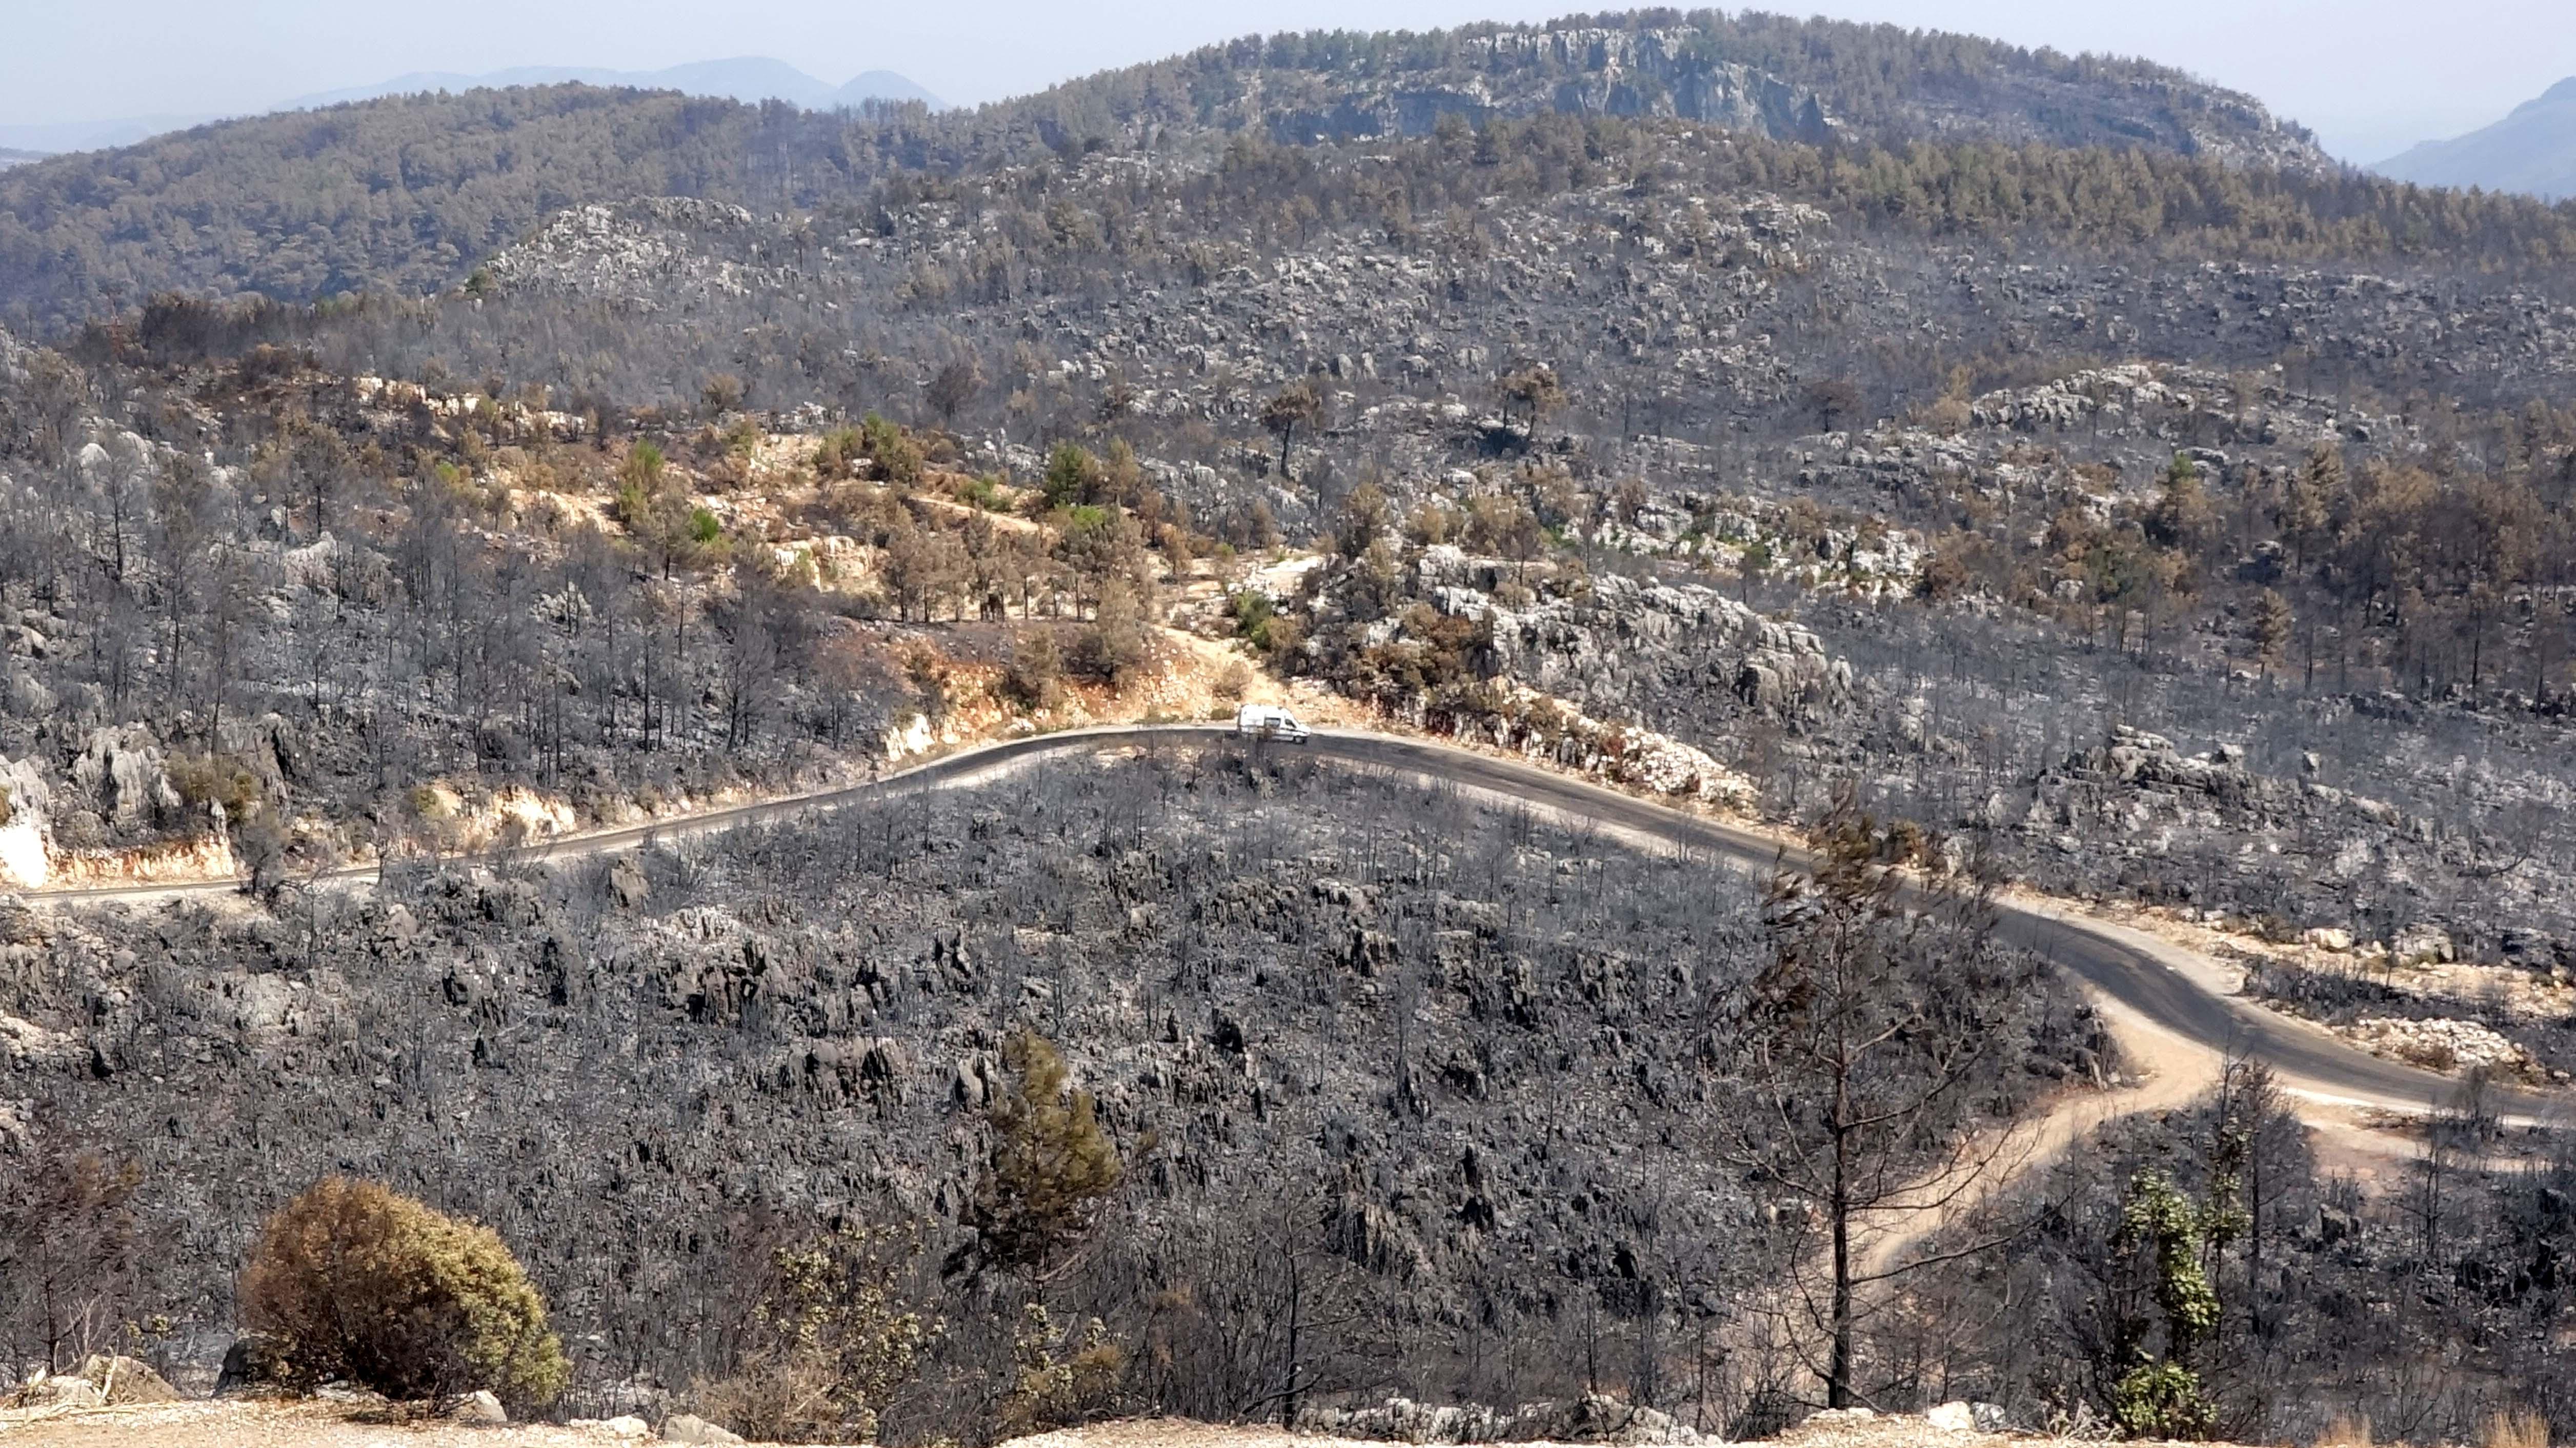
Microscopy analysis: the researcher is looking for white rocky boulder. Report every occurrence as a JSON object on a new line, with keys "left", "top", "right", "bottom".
{"left": 659, "top": 1413, "right": 746, "bottom": 1444}
{"left": 71, "top": 723, "right": 184, "bottom": 829}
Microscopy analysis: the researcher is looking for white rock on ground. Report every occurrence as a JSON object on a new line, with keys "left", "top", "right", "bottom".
{"left": 2347, "top": 1015, "right": 2531, "bottom": 1075}
{"left": 658, "top": 1413, "right": 746, "bottom": 1444}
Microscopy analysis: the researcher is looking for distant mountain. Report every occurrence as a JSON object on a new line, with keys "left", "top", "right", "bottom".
{"left": 2375, "top": 78, "right": 2576, "bottom": 199}
{"left": 287, "top": 57, "right": 941, "bottom": 113}
{"left": 833, "top": 71, "right": 941, "bottom": 110}
{"left": 0, "top": 115, "right": 221, "bottom": 155}
{"left": 0, "top": 60, "right": 935, "bottom": 166}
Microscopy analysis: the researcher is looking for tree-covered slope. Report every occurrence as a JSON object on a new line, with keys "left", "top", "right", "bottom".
{"left": 0, "top": 86, "right": 819, "bottom": 331}
{"left": 0, "top": 10, "right": 2342, "bottom": 334}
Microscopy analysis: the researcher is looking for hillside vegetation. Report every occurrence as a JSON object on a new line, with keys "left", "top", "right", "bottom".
{"left": 9, "top": 6, "right": 2576, "bottom": 1442}
{"left": 0, "top": 87, "right": 803, "bottom": 330}
{"left": 0, "top": 9, "right": 2356, "bottom": 332}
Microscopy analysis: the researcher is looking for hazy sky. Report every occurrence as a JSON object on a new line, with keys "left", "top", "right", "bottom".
{"left": 3, "top": 0, "right": 2568, "bottom": 163}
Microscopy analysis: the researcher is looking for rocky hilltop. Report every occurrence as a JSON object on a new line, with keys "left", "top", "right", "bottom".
{"left": 1003, "top": 13, "right": 2326, "bottom": 169}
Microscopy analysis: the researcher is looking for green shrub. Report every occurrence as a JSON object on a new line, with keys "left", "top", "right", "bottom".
{"left": 1230, "top": 591, "right": 1277, "bottom": 648}
{"left": 1001, "top": 631, "right": 1065, "bottom": 713}
{"left": 861, "top": 413, "right": 923, "bottom": 486}
{"left": 617, "top": 440, "right": 665, "bottom": 491}
{"left": 2112, "top": 1360, "right": 2216, "bottom": 1440}
{"left": 239, "top": 1177, "right": 568, "bottom": 1410}
{"left": 1042, "top": 444, "right": 1098, "bottom": 510}
{"left": 970, "top": 1032, "right": 1122, "bottom": 1273}
{"left": 814, "top": 427, "right": 865, "bottom": 480}
{"left": 167, "top": 753, "right": 261, "bottom": 822}
{"left": 2106, "top": 1169, "right": 2225, "bottom": 1440}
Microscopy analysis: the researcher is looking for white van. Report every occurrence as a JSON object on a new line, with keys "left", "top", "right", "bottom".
{"left": 1234, "top": 703, "right": 1311, "bottom": 743}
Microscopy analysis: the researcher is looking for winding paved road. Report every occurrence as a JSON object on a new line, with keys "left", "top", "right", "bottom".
{"left": 29, "top": 723, "right": 2560, "bottom": 1124}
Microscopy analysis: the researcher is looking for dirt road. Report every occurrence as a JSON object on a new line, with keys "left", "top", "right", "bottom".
{"left": 28, "top": 723, "right": 2558, "bottom": 1135}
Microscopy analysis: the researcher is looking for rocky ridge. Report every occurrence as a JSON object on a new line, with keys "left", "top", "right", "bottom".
{"left": 1023, "top": 15, "right": 2327, "bottom": 170}
{"left": 1232, "top": 28, "right": 1835, "bottom": 147}
{"left": 482, "top": 199, "right": 773, "bottom": 309}
{"left": 1415, "top": 545, "right": 1852, "bottom": 732}
{"left": 469, "top": 175, "right": 2576, "bottom": 552}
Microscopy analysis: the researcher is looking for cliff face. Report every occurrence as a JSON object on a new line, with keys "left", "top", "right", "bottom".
{"left": 1243, "top": 28, "right": 1835, "bottom": 145}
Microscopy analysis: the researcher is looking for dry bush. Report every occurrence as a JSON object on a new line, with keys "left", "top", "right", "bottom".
{"left": 998, "top": 1302, "right": 1125, "bottom": 1435}
{"left": 690, "top": 1225, "right": 938, "bottom": 1443}
{"left": 1919, "top": 395, "right": 1973, "bottom": 436}
{"left": 1070, "top": 580, "right": 1153, "bottom": 687}
{"left": 692, "top": 1352, "right": 842, "bottom": 1443}
{"left": 238, "top": 1177, "right": 567, "bottom": 1410}
{"left": 166, "top": 752, "right": 262, "bottom": 821}
{"left": 2485, "top": 1412, "right": 2551, "bottom": 1448}
{"left": 2318, "top": 1413, "right": 2373, "bottom": 1448}
{"left": 0, "top": 1147, "right": 143, "bottom": 1374}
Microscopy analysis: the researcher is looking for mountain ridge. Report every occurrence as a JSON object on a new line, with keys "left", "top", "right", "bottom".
{"left": 0, "top": 114, "right": 220, "bottom": 156}
{"left": 968, "top": 11, "right": 2327, "bottom": 169}
{"left": 2374, "top": 74, "right": 2576, "bottom": 198}
{"left": 0, "top": 10, "right": 2395, "bottom": 332}
{"left": 0, "top": 58, "right": 939, "bottom": 162}
{"left": 286, "top": 55, "right": 942, "bottom": 113}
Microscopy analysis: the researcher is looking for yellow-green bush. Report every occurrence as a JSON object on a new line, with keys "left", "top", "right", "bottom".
{"left": 238, "top": 1177, "right": 568, "bottom": 1409}
{"left": 167, "top": 752, "right": 261, "bottom": 821}
{"left": 691, "top": 1224, "right": 938, "bottom": 1443}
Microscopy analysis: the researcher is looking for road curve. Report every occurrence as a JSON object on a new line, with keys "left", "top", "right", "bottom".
{"left": 29, "top": 722, "right": 2555, "bottom": 1123}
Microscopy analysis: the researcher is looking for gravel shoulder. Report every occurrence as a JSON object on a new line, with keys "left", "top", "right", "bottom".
{"left": 1003, "top": 1414, "right": 2155, "bottom": 1448}
{"left": 0, "top": 1398, "right": 853, "bottom": 1447}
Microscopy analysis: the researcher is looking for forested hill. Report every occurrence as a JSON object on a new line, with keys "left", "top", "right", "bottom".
{"left": 0, "top": 10, "right": 2339, "bottom": 333}
{"left": 0, "top": 86, "right": 851, "bottom": 333}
